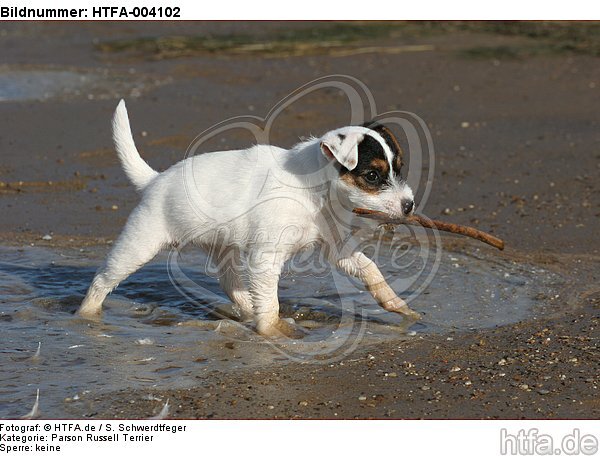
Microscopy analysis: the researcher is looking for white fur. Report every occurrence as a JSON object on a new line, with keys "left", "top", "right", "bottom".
{"left": 77, "top": 101, "right": 418, "bottom": 336}
{"left": 112, "top": 99, "right": 158, "bottom": 192}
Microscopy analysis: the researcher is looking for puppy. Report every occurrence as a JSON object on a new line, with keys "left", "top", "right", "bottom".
{"left": 77, "top": 100, "right": 418, "bottom": 337}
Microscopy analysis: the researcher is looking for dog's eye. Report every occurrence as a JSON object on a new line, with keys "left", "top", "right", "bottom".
{"left": 364, "top": 170, "right": 381, "bottom": 184}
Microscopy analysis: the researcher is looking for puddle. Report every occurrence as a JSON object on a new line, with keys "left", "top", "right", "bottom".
{"left": 0, "top": 66, "right": 169, "bottom": 102}
{"left": 0, "top": 240, "right": 563, "bottom": 418}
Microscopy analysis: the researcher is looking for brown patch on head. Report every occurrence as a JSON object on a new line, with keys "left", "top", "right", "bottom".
{"left": 379, "top": 126, "right": 404, "bottom": 176}
{"left": 393, "top": 151, "right": 403, "bottom": 176}
{"left": 340, "top": 172, "right": 381, "bottom": 194}
{"left": 370, "top": 158, "right": 390, "bottom": 176}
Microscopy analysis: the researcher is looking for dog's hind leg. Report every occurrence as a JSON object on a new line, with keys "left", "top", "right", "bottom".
{"left": 77, "top": 207, "right": 167, "bottom": 320}
{"left": 336, "top": 251, "right": 421, "bottom": 320}
{"left": 214, "top": 247, "right": 253, "bottom": 321}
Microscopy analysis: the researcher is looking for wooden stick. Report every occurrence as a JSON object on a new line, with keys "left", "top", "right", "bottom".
{"left": 353, "top": 208, "right": 505, "bottom": 251}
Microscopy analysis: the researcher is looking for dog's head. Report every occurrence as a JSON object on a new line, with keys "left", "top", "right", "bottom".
{"left": 320, "top": 123, "right": 414, "bottom": 218}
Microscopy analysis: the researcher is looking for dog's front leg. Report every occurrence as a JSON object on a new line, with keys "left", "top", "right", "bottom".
{"left": 247, "top": 256, "right": 304, "bottom": 339}
{"left": 336, "top": 251, "right": 421, "bottom": 319}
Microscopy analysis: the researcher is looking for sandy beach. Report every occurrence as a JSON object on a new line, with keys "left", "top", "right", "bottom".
{"left": 0, "top": 22, "right": 598, "bottom": 419}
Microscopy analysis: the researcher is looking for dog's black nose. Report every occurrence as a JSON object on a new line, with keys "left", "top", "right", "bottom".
{"left": 401, "top": 199, "right": 414, "bottom": 216}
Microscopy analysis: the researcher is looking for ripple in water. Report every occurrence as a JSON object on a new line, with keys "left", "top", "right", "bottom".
{"left": 0, "top": 242, "right": 563, "bottom": 418}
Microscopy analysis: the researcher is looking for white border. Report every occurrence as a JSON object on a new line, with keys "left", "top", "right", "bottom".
{"left": 2, "top": 0, "right": 600, "bottom": 20}
{"left": 0, "top": 420, "right": 598, "bottom": 456}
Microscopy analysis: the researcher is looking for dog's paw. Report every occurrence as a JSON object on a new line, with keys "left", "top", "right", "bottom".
{"left": 397, "top": 307, "right": 422, "bottom": 320}
{"left": 256, "top": 318, "right": 307, "bottom": 339}
{"left": 75, "top": 308, "right": 102, "bottom": 321}
{"left": 381, "top": 298, "right": 421, "bottom": 320}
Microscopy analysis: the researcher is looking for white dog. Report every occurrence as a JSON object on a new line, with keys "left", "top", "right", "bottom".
{"left": 77, "top": 100, "right": 418, "bottom": 337}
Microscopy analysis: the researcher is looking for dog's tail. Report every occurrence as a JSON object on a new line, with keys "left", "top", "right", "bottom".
{"left": 112, "top": 99, "right": 158, "bottom": 192}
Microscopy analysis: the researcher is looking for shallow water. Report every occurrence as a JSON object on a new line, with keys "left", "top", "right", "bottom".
{"left": 0, "top": 240, "right": 563, "bottom": 418}
{"left": 0, "top": 67, "right": 167, "bottom": 102}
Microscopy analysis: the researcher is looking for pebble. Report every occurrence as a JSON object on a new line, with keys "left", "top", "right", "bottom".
{"left": 298, "top": 400, "right": 308, "bottom": 406}
{"left": 461, "top": 121, "right": 470, "bottom": 128}
{"left": 358, "top": 396, "right": 367, "bottom": 401}
{"left": 538, "top": 389, "right": 551, "bottom": 395}
{"left": 135, "top": 338, "right": 154, "bottom": 345}
{"left": 41, "top": 234, "right": 52, "bottom": 240}
{"left": 450, "top": 366, "right": 461, "bottom": 372}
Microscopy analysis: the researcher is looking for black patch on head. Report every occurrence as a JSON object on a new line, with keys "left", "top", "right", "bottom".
{"left": 340, "top": 133, "right": 391, "bottom": 193}
{"left": 338, "top": 133, "right": 346, "bottom": 141}
{"left": 354, "top": 135, "right": 387, "bottom": 174}
{"left": 362, "top": 121, "right": 404, "bottom": 175}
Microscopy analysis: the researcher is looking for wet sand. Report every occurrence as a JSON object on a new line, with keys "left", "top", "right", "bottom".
{"left": 94, "top": 283, "right": 599, "bottom": 419}
{"left": 0, "top": 22, "right": 598, "bottom": 418}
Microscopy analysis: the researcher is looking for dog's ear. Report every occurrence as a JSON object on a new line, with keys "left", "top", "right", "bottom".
{"left": 320, "top": 131, "right": 363, "bottom": 171}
